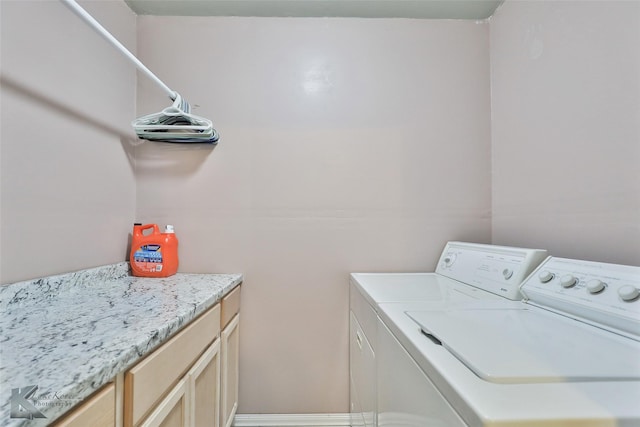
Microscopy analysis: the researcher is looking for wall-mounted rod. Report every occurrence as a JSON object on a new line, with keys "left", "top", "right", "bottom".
{"left": 59, "top": 0, "right": 176, "bottom": 100}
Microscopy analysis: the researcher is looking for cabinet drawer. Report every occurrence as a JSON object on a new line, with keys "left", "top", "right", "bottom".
{"left": 53, "top": 383, "right": 115, "bottom": 427}
{"left": 221, "top": 285, "right": 241, "bottom": 328}
{"left": 125, "top": 304, "right": 221, "bottom": 427}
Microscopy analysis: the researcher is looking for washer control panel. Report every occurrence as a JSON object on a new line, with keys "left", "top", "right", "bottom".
{"left": 435, "top": 242, "right": 548, "bottom": 300}
{"left": 522, "top": 257, "right": 640, "bottom": 339}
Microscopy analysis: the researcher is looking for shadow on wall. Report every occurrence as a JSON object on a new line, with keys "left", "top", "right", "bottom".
{"left": 1, "top": 73, "right": 140, "bottom": 168}
{"left": 2, "top": 73, "right": 217, "bottom": 176}
{"left": 133, "top": 136, "right": 216, "bottom": 179}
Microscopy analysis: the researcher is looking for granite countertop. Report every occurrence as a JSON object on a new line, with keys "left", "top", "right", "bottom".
{"left": 0, "top": 263, "right": 242, "bottom": 426}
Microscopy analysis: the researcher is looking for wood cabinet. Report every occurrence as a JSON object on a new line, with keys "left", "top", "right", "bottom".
{"left": 53, "top": 383, "right": 115, "bottom": 427}
{"left": 125, "top": 284, "right": 241, "bottom": 427}
{"left": 139, "top": 379, "right": 188, "bottom": 427}
{"left": 189, "top": 340, "right": 221, "bottom": 427}
{"left": 142, "top": 337, "right": 223, "bottom": 427}
{"left": 124, "top": 304, "right": 221, "bottom": 427}
{"left": 220, "top": 286, "right": 241, "bottom": 427}
{"left": 51, "top": 284, "right": 241, "bottom": 427}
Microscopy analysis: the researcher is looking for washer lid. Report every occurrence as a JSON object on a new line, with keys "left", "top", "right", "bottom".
{"left": 407, "top": 308, "right": 640, "bottom": 384}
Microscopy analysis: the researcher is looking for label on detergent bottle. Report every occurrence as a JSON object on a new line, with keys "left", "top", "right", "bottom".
{"left": 133, "top": 244, "right": 164, "bottom": 272}
{"left": 129, "top": 223, "right": 178, "bottom": 277}
{"left": 130, "top": 223, "right": 179, "bottom": 277}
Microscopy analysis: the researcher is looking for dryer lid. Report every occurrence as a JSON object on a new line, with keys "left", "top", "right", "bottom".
{"left": 351, "top": 273, "right": 503, "bottom": 304}
{"left": 407, "top": 307, "right": 640, "bottom": 384}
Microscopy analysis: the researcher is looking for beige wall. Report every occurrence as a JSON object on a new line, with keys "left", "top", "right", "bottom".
{"left": 6, "top": 0, "right": 636, "bottom": 417}
{"left": 0, "top": 0, "right": 137, "bottom": 284}
{"left": 135, "top": 17, "right": 491, "bottom": 413}
{"left": 490, "top": 1, "right": 640, "bottom": 265}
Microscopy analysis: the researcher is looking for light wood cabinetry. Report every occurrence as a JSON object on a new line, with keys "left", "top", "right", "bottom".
{"left": 220, "top": 314, "right": 239, "bottom": 427}
{"left": 142, "top": 337, "right": 223, "bottom": 427}
{"left": 53, "top": 383, "right": 115, "bottom": 427}
{"left": 220, "top": 285, "right": 241, "bottom": 329}
{"left": 129, "top": 284, "right": 240, "bottom": 427}
{"left": 220, "top": 286, "right": 241, "bottom": 427}
{"left": 124, "top": 304, "right": 221, "bottom": 427}
{"left": 140, "top": 378, "right": 188, "bottom": 427}
{"left": 189, "top": 340, "right": 221, "bottom": 427}
{"left": 51, "top": 284, "right": 241, "bottom": 427}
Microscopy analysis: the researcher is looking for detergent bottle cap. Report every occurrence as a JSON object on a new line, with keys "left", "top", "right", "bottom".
{"left": 164, "top": 225, "right": 175, "bottom": 233}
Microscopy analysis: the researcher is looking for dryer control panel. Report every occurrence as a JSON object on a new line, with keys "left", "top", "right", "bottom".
{"left": 435, "top": 242, "right": 548, "bottom": 300}
{"left": 522, "top": 257, "right": 640, "bottom": 339}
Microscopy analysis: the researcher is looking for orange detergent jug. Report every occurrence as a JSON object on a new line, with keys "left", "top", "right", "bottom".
{"left": 130, "top": 223, "right": 179, "bottom": 278}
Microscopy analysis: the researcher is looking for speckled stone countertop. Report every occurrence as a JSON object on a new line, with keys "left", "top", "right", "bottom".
{"left": 0, "top": 263, "right": 242, "bottom": 426}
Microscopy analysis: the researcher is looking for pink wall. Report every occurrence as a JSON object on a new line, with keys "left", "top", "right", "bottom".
{"left": 135, "top": 16, "right": 491, "bottom": 413}
{"left": 490, "top": 1, "right": 640, "bottom": 265}
{"left": 0, "top": 0, "right": 137, "bottom": 284}
{"left": 3, "top": 0, "right": 637, "bottom": 417}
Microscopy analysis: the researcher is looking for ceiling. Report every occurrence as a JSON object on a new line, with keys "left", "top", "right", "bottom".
{"left": 124, "top": 0, "right": 504, "bottom": 20}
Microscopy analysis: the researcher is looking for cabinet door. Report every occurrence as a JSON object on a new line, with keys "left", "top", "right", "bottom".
{"left": 188, "top": 340, "right": 221, "bottom": 427}
{"left": 140, "top": 378, "right": 188, "bottom": 427}
{"left": 220, "top": 314, "right": 239, "bottom": 427}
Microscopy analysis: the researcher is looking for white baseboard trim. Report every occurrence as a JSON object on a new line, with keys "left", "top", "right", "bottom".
{"left": 232, "top": 413, "right": 351, "bottom": 426}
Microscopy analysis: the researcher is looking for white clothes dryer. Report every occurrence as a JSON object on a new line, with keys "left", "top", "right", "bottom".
{"left": 372, "top": 254, "right": 640, "bottom": 426}
{"left": 349, "top": 241, "right": 548, "bottom": 427}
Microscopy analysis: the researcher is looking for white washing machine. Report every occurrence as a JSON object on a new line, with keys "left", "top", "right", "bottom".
{"left": 404, "top": 256, "right": 640, "bottom": 426}
{"left": 349, "top": 242, "right": 548, "bottom": 427}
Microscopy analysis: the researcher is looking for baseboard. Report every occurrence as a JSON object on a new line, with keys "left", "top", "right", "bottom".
{"left": 232, "top": 413, "right": 352, "bottom": 426}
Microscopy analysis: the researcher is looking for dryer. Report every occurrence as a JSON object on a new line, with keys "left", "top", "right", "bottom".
{"left": 349, "top": 241, "right": 548, "bottom": 427}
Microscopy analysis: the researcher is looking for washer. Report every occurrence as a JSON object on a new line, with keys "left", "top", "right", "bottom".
{"left": 349, "top": 241, "right": 548, "bottom": 427}
{"left": 404, "top": 256, "right": 640, "bottom": 426}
